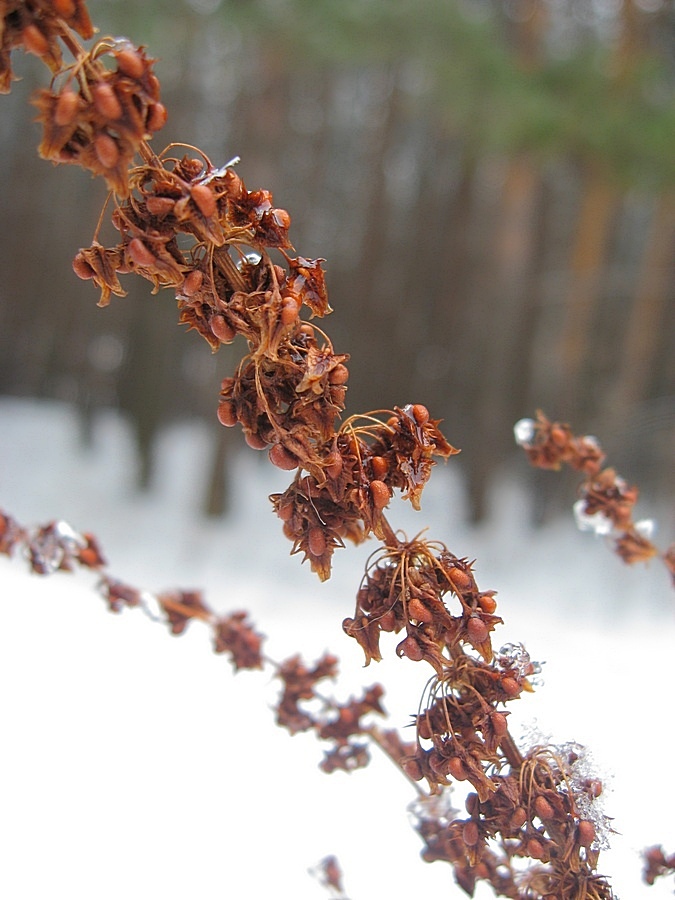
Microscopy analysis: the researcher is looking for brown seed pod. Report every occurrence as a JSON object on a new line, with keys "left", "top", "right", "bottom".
{"left": 269, "top": 443, "right": 299, "bottom": 471}
{"left": 280, "top": 296, "right": 301, "bottom": 326}
{"left": 500, "top": 676, "right": 522, "bottom": 698}
{"left": 328, "top": 363, "right": 349, "bottom": 385}
{"left": 53, "top": 0, "right": 77, "bottom": 15}
{"left": 378, "top": 609, "right": 397, "bottom": 632}
{"left": 54, "top": 89, "right": 80, "bottom": 127}
{"left": 191, "top": 183, "right": 217, "bottom": 218}
{"left": 216, "top": 400, "right": 237, "bottom": 427}
{"left": 402, "top": 758, "right": 423, "bottom": 782}
{"left": 489, "top": 711, "right": 508, "bottom": 737}
{"left": 534, "top": 796, "right": 555, "bottom": 820}
{"left": 370, "top": 479, "right": 391, "bottom": 510}
{"left": 407, "top": 597, "right": 433, "bottom": 624}
{"left": 72, "top": 254, "right": 95, "bottom": 280}
{"left": 577, "top": 819, "right": 596, "bottom": 847}
{"left": 126, "top": 237, "right": 156, "bottom": 268}
{"left": 447, "top": 756, "right": 469, "bottom": 781}
{"left": 244, "top": 430, "right": 269, "bottom": 450}
{"left": 447, "top": 565, "right": 474, "bottom": 593}
{"left": 210, "top": 314, "right": 236, "bottom": 344}
{"left": 509, "top": 807, "right": 528, "bottom": 831}
{"left": 146, "top": 102, "right": 167, "bottom": 132}
{"left": 146, "top": 194, "right": 175, "bottom": 218}
{"left": 397, "top": 634, "right": 424, "bottom": 662}
{"left": 466, "top": 615, "right": 489, "bottom": 644}
{"left": 411, "top": 404, "right": 430, "bottom": 425}
{"left": 308, "top": 526, "right": 327, "bottom": 558}
{"left": 462, "top": 820, "right": 479, "bottom": 846}
{"left": 370, "top": 456, "right": 388, "bottom": 480}
{"left": 94, "top": 133, "right": 120, "bottom": 170}
{"left": 92, "top": 83, "right": 122, "bottom": 120}
{"left": 324, "top": 450, "right": 343, "bottom": 480}
{"left": 270, "top": 207, "right": 291, "bottom": 229}
{"left": 527, "top": 837, "right": 546, "bottom": 860}
{"left": 477, "top": 592, "right": 497, "bottom": 614}
{"left": 115, "top": 48, "right": 145, "bottom": 79}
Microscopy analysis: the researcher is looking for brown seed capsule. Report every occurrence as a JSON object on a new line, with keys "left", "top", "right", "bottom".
{"left": 244, "top": 430, "right": 268, "bottom": 450}
{"left": 378, "top": 609, "right": 397, "bottom": 632}
{"left": 447, "top": 565, "right": 474, "bottom": 593}
{"left": 276, "top": 500, "right": 294, "bottom": 522}
{"left": 191, "top": 183, "right": 217, "bottom": 218}
{"left": 370, "top": 479, "right": 391, "bottom": 510}
{"left": 527, "top": 838, "right": 545, "bottom": 859}
{"left": 489, "top": 711, "right": 509, "bottom": 736}
{"left": 22, "top": 24, "right": 49, "bottom": 57}
{"left": 269, "top": 443, "right": 299, "bottom": 471}
{"left": 126, "top": 237, "right": 156, "bottom": 268}
{"left": 219, "top": 376, "right": 235, "bottom": 396}
{"left": 411, "top": 404, "right": 430, "bottom": 425}
{"left": 145, "top": 102, "right": 167, "bottom": 132}
{"left": 328, "top": 363, "right": 349, "bottom": 385}
{"left": 465, "top": 793, "right": 479, "bottom": 815}
{"left": 463, "top": 820, "right": 479, "bottom": 846}
{"left": 72, "top": 254, "right": 95, "bottom": 280}
{"left": 416, "top": 716, "right": 432, "bottom": 741}
{"left": 402, "top": 758, "right": 423, "bottom": 782}
{"left": 467, "top": 615, "right": 489, "bottom": 644}
{"left": 210, "top": 315, "right": 236, "bottom": 344}
{"left": 92, "top": 83, "right": 122, "bottom": 120}
{"left": 509, "top": 807, "right": 528, "bottom": 830}
{"left": 500, "top": 676, "right": 521, "bottom": 698}
{"left": 407, "top": 597, "right": 433, "bottom": 624}
{"left": 53, "top": 0, "right": 77, "bottom": 15}
{"left": 146, "top": 195, "right": 175, "bottom": 218}
{"left": 447, "top": 757, "right": 469, "bottom": 781}
{"left": 280, "top": 296, "right": 301, "bottom": 326}
{"left": 577, "top": 820, "right": 596, "bottom": 847}
{"left": 397, "top": 635, "right": 424, "bottom": 662}
{"left": 308, "top": 526, "right": 327, "bottom": 558}
{"left": 94, "top": 133, "right": 120, "bottom": 170}
{"left": 477, "top": 593, "right": 497, "bottom": 614}
{"left": 115, "top": 48, "right": 145, "bottom": 79}
{"left": 216, "top": 400, "right": 237, "bottom": 427}
{"left": 270, "top": 207, "right": 291, "bottom": 229}
{"left": 534, "top": 796, "right": 555, "bottom": 820}
{"left": 54, "top": 89, "right": 80, "bottom": 127}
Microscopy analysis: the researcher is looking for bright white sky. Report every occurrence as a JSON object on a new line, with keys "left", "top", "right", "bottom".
{"left": 1, "top": 398, "right": 673, "bottom": 899}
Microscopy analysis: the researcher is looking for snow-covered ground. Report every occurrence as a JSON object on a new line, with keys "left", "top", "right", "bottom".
{"left": 1, "top": 397, "right": 673, "bottom": 899}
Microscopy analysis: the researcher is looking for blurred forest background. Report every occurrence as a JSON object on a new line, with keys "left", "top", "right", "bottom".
{"left": 1, "top": 0, "right": 673, "bottom": 522}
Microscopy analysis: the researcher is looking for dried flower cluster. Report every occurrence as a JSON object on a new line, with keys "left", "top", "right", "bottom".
{"left": 515, "top": 411, "right": 675, "bottom": 583}
{"left": 3, "top": 4, "right": 671, "bottom": 898}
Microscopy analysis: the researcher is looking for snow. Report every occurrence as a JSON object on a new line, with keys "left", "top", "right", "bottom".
{"left": 0, "top": 397, "right": 673, "bottom": 899}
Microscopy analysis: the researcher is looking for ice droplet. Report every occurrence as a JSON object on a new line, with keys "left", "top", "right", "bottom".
{"left": 513, "top": 418, "right": 536, "bottom": 447}
{"left": 497, "top": 642, "right": 535, "bottom": 678}
{"left": 573, "top": 499, "right": 614, "bottom": 536}
{"left": 635, "top": 518, "right": 655, "bottom": 539}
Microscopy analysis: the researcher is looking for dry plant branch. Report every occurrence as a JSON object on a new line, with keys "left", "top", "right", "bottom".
{"left": 2, "top": 3, "right": 672, "bottom": 898}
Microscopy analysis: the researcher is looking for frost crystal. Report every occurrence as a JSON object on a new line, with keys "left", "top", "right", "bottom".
{"left": 513, "top": 418, "right": 536, "bottom": 447}
{"left": 573, "top": 499, "right": 614, "bottom": 536}
{"left": 635, "top": 518, "right": 655, "bottom": 539}
{"left": 408, "top": 786, "right": 458, "bottom": 827}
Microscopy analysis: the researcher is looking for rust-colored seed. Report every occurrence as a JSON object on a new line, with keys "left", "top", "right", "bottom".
{"left": 271, "top": 207, "right": 291, "bottom": 229}
{"left": 416, "top": 716, "right": 432, "bottom": 741}
{"left": 276, "top": 501, "right": 294, "bottom": 522}
{"left": 269, "top": 443, "right": 299, "bottom": 471}
{"left": 244, "top": 430, "right": 268, "bottom": 450}
{"left": 371, "top": 455, "right": 389, "bottom": 479}
{"left": 146, "top": 102, "right": 167, "bottom": 132}
{"left": 146, "top": 195, "right": 175, "bottom": 217}
{"left": 509, "top": 807, "right": 528, "bottom": 830}
{"left": 578, "top": 820, "right": 596, "bottom": 847}
{"left": 398, "top": 635, "right": 424, "bottom": 662}
{"left": 407, "top": 597, "right": 433, "bottom": 624}
{"left": 54, "top": 89, "right": 79, "bottom": 127}
{"left": 447, "top": 757, "right": 469, "bottom": 781}
{"left": 328, "top": 363, "right": 349, "bottom": 385}
{"left": 501, "top": 676, "right": 521, "bottom": 698}
{"left": 478, "top": 593, "right": 497, "bottom": 614}
{"left": 308, "top": 526, "right": 327, "bottom": 558}
{"left": 462, "top": 820, "right": 479, "bottom": 847}
{"left": 216, "top": 400, "right": 237, "bottom": 427}
{"left": 115, "top": 48, "right": 145, "bottom": 79}
{"left": 411, "top": 403, "right": 430, "bottom": 425}
{"left": 527, "top": 838, "right": 545, "bottom": 860}
{"left": 370, "top": 479, "right": 391, "bottom": 510}
{"left": 211, "top": 315, "right": 236, "bottom": 344}
{"left": 94, "top": 132, "right": 120, "bottom": 170}
{"left": 219, "top": 376, "right": 235, "bottom": 396}
{"left": 280, "top": 297, "right": 300, "bottom": 326}
{"left": 127, "top": 237, "right": 155, "bottom": 267}
{"left": 325, "top": 450, "right": 342, "bottom": 480}
{"left": 378, "top": 609, "right": 397, "bottom": 632}
{"left": 191, "top": 183, "right": 217, "bottom": 218}
{"left": 534, "top": 796, "right": 555, "bottom": 820}
{"left": 53, "top": 0, "right": 77, "bottom": 15}
{"left": 467, "top": 615, "right": 489, "bottom": 644}
{"left": 402, "top": 758, "right": 423, "bottom": 781}
{"left": 72, "top": 255, "right": 95, "bottom": 280}
{"left": 22, "top": 24, "right": 49, "bottom": 57}
{"left": 490, "top": 711, "right": 508, "bottom": 736}
{"left": 448, "top": 566, "right": 473, "bottom": 592}
{"left": 465, "top": 793, "right": 479, "bottom": 815}
{"left": 93, "top": 83, "right": 122, "bottom": 120}
{"left": 181, "top": 268, "right": 203, "bottom": 296}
